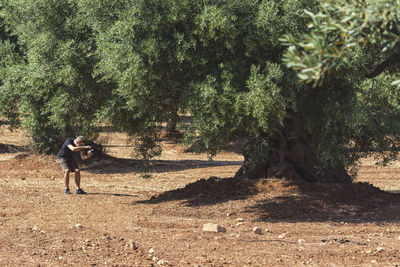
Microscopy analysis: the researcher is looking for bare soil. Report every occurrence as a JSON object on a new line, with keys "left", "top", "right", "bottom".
{"left": 1, "top": 124, "right": 400, "bottom": 266}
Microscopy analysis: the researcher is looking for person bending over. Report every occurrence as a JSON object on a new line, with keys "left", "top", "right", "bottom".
{"left": 57, "top": 136, "right": 93, "bottom": 194}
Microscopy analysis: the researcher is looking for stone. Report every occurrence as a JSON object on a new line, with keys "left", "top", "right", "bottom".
{"left": 202, "top": 223, "right": 226, "bottom": 233}
{"left": 148, "top": 248, "right": 155, "bottom": 254}
{"left": 298, "top": 239, "right": 306, "bottom": 244}
{"left": 75, "top": 224, "right": 83, "bottom": 229}
{"left": 124, "top": 240, "right": 137, "bottom": 250}
{"left": 236, "top": 218, "right": 244, "bottom": 223}
{"left": 278, "top": 233, "right": 287, "bottom": 239}
{"left": 157, "top": 259, "right": 170, "bottom": 265}
{"left": 253, "top": 227, "right": 262, "bottom": 234}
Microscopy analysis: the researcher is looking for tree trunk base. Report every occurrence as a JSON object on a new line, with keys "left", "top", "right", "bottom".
{"left": 234, "top": 162, "right": 352, "bottom": 184}
{"left": 235, "top": 134, "right": 352, "bottom": 183}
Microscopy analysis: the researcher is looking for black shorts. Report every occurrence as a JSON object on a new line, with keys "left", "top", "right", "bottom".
{"left": 58, "top": 157, "right": 79, "bottom": 172}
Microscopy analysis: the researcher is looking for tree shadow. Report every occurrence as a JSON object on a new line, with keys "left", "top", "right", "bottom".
{"left": 136, "top": 176, "right": 259, "bottom": 206}
{"left": 0, "top": 120, "right": 14, "bottom": 126}
{"left": 103, "top": 144, "right": 135, "bottom": 148}
{"left": 0, "top": 143, "right": 30, "bottom": 154}
{"left": 149, "top": 159, "right": 243, "bottom": 173}
{"left": 81, "top": 155, "right": 242, "bottom": 174}
{"left": 87, "top": 192, "right": 139, "bottom": 197}
{"left": 137, "top": 177, "right": 400, "bottom": 223}
{"left": 244, "top": 182, "right": 400, "bottom": 223}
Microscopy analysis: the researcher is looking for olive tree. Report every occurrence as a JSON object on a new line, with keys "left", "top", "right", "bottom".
{"left": 86, "top": 0, "right": 350, "bottom": 182}
{"left": 4, "top": 0, "right": 398, "bottom": 183}
{"left": 0, "top": 0, "right": 109, "bottom": 152}
{"left": 281, "top": 0, "right": 400, "bottom": 176}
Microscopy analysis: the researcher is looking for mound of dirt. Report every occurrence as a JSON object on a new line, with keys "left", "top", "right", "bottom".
{"left": 1, "top": 153, "right": 58, "bottom": 170}
{"left": 144, "top": 176, "right": 400, "bottom": 216}
{"left": 146, "top": 176, "right": 257, "bottom": 205}
{"left": 253, "top": 179, "right": 389, "bottom": 203}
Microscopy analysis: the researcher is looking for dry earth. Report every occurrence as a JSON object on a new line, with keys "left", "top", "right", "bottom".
{"left": 1, "top": 123, "right": 400, "bottom": 266}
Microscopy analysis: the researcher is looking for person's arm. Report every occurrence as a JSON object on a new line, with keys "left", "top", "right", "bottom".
{"left": 80, "top": 150, "right": 94, "bottom": 160}
{"left": 68, "top": 144, "right": 91, "bottom": 152}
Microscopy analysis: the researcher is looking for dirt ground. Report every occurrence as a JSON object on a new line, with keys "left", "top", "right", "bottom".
{"left": 1, "top": 124, "right": 400, "bottom": 266}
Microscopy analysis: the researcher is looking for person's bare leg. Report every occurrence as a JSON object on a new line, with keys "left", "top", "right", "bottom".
{"left": 74, "top": 169, "right": 81, "bottom": 189}
{"left": 64, "top": 169, "right": 70, "bottom": 189}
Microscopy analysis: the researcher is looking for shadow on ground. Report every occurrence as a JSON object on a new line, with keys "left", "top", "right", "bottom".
{"left": 246, "top": 182, "right": 400, "bottom": 223}
{"left": 269, "top": 183, "right": 400, "bottom": 223}
{"left": 87, "top": 192, "right": 139, "bottom": 197}
{"left": 138, "top": 177, "right": 400, "bottom": 223}
{"left": 82, "top": 155, "right": 242, "bottom": 174}
{"left": 136, "top": 177, "right": 259, "bottom": 206}
{"left": 0, "top": 143, "right": 29, "bottom": 153}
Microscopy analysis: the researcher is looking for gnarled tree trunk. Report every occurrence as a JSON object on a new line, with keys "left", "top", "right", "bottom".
{"left": 166, "top": 109, "right": 179, "bottom": 133}
{"left": 234, "top": 135, "right": 351, "bottom": 183}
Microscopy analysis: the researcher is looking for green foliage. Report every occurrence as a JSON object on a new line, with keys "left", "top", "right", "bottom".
{"left": 282, "top": 0, "right": 400, "bottom": 167}
{"left": 2, "top": 0, "right": 400, "bottom": 180}
{"left": 0, "top": 5, "right": 23, "bottom": 126}
{"left": 0, "top": 0, "right": 109, "bottom": 152}
{"left": 282, "top": 0, "right": 400, "bottom": 85}
{"left": 79, "top": 0, "right": 318, "bottom": 166}
{"left": 184, "top": 0, "right": 316, "bottom": 165}
{"left": 81, "top": 0, "right": 202, "bottom": 159}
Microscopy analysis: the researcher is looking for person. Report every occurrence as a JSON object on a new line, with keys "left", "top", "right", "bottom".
{"left": 57, "top": 136, "right": 94, "bottom": 194}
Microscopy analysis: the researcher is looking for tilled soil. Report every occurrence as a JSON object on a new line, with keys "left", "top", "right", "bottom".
{"left": 1, "top": 125, "right": 400, "bottom": 266}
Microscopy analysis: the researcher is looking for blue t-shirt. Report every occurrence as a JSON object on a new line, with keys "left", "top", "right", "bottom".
{"left": 57, "top": 138, "right": 76, "bottom": 159}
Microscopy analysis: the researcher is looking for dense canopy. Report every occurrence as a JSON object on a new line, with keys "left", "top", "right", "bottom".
{"left": 1, "top": 0, "right": 399, "bottom": 182}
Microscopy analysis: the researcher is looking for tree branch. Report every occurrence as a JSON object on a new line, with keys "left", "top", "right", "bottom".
{"left": 365, "top": 53, "right": 400, "bottom": 78}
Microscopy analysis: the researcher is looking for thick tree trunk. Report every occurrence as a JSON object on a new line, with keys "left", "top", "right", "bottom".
{"left": 234, "top": 136, "right": 351, "bottom": 183}
{"left": 166, "top": 110, "right": 179, "bottom": 133}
